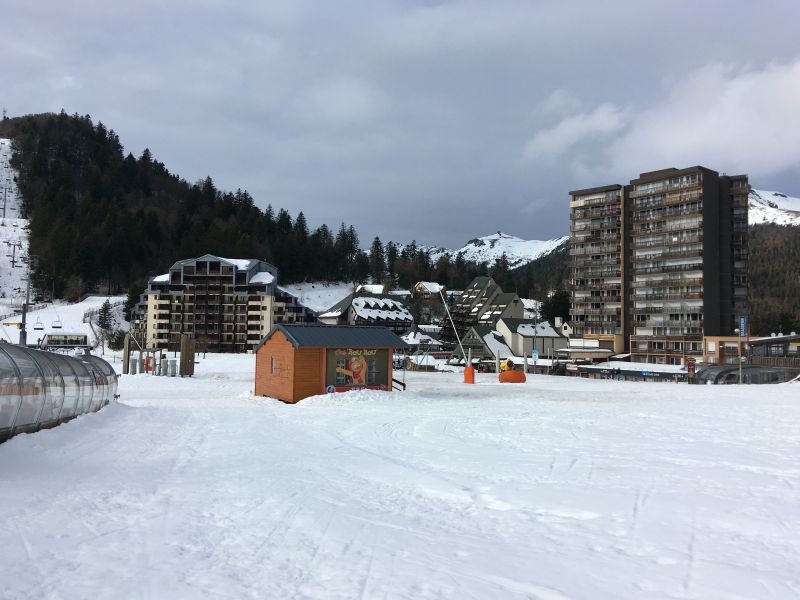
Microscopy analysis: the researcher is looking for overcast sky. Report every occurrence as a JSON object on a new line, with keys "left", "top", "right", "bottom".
{"left": 3, "top": 1, "right": 799, "bottom": 247}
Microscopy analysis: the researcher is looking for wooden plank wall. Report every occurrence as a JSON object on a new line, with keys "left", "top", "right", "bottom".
{"left": 254, "top": 332, "right": 295, "bottom": 402}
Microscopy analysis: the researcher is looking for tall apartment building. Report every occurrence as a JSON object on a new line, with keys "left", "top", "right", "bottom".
{"left": 569, "top": 184, "right": 625, "bottom": 353}
{"left": 135, "top": 255, "right": 280, "bottom": 352}
{"left": 570, "top": 166, "right": 749, "bottom": 365}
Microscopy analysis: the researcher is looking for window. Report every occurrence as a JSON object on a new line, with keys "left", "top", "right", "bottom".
{"left": 271, "top": 356, "right": 276, "bottom": 374}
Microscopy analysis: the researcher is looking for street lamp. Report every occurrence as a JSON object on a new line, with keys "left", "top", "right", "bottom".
{"left": 734, "top": 328, "right": 742, "bottom": 384}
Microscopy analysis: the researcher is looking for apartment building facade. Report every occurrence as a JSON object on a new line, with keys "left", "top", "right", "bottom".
{"left": 570, "top": 166, "right": 749, "bottom": 365}
{"left": 136, "top": 255, "right": 282, "bottom": 352}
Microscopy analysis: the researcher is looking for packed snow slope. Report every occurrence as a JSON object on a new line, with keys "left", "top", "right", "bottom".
{"left": 1, "top": 355, "right": 799, "bottom": 599}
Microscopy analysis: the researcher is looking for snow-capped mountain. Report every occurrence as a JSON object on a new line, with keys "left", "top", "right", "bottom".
{"left": 749, "top": 189, "right": 800, "bottom": 227}
{"left": 420, "top": 232, "right": 568, "bottom": 270}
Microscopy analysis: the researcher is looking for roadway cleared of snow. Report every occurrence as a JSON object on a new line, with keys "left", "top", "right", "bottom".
{"left": 1, "top": 355, "right": 799, "bottom": 599}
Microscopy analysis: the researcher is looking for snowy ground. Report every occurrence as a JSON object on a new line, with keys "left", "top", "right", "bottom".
{"left": 1, "top": 354, "right": 798, "bottom": 599}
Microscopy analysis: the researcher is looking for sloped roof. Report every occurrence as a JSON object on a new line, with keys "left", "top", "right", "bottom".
{"left": 250, "top": 271, "right": 275, "bottom": 285}
{"left": 320, "top": 293, "right": 412, "bottom": 321}
{"left": 416, "top": 281, "right": 444, "bottom": 294}
{"left": 352, "top": 296, "right": 413, "bottom": 322}
{"left": 257, "top": 324, "right": 408, "bottom": 350}
{"left": 481, "top": 330, "right": 513, "bottom": 359}
{"left": 170, "top": 255, "right": 260, "bottom": 271}
{"left": 500, "top": 318, "right": 562, "bottom": 338}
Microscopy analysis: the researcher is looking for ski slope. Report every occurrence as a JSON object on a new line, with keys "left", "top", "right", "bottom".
{"left": 1, "top": 355, "right": 798, "bottom": 599}
{"left": 0, "top": 138, "right": 28, "bottom": 311}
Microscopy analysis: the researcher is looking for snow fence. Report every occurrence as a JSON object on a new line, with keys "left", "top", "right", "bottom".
{"left": 0, "top": 345, "right": 117, "bottom": 443}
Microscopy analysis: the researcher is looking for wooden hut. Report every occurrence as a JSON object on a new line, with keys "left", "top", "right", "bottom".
{"left": 255, "top": 324, "right": 407, "bottom": 403}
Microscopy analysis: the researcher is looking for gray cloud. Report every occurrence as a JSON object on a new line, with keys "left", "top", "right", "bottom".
{"left": 2, "top": 0, "right": 799, "bottom": 248}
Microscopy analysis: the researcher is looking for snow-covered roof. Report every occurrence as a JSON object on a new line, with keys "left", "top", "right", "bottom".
{"left": 352, "top": 297, "right": 413, "bottom": 322}
{"left": 482, "top": 330, "right": 513, "bottom": 359}
{"left": 152, "top": 273, "right": 169, "bottom": 283}
{"left": 416, "top": 281, "right": 443, "bottom": 294}
{"left": 516, "top": 321, "right": 560, "bottom": 338}
{"left": 279, "top": 282, "right": 354, "bottom": 314}
{"left": 402, "top": 330, "right": 442, "bottom": 346}
{"left": 356, "top": 284, "right": 385, "bottom": 294}
{"left": 249, "top": 271, "right": 275, "bottom": 285}
{"left": 218, "top": 257, "right": 258, "bottom": 270}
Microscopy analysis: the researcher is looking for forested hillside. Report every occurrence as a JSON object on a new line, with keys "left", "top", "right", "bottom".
{"left": 747, "top": 224, "right": 800, "bottom": 335}
{"left": 0, "top": 112, "right": 488, "bottom": 299}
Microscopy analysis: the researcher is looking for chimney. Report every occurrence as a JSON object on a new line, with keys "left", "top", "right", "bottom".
{"left": 555, "top": 317, "right": 562, "bottom": 328}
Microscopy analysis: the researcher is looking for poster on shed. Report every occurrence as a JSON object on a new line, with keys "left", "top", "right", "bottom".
{"left": 325, "top": 348, "right": 389, "bottom": 392}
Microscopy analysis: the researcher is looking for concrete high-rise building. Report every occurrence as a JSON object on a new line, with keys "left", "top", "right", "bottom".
{"left": 569, "top": 166, "right": 749, "bottom": 365}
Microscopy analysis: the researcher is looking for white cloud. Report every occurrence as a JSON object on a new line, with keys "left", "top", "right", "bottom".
{"left": 521, "top": 103, "right": 628, "bottom": 162}
{"left": 538, "top": 89, "right": 583, "bottom": 116}
{"left": 606, "top": 59, "right": 800, "bottom": 177}
{"left": 301, "top": 78, "right": 386, "bottom": 125}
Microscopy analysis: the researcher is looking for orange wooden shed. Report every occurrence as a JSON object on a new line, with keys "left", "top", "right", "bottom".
{"left": 255, "top": 324, "right": 408, "bottom": 403}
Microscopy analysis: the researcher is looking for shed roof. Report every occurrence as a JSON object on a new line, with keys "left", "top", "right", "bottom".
{"left": 257, "top": 324, "right": 408, "bottom": 350}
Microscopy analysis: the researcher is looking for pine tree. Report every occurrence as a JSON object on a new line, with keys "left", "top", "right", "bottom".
{"left": 369, "top": 237, "right": 385, "bottom": 282}
{"left": 491, "top": 253, "right": 514, "bottom": 292}
{"left": 98, "top": 299, "right": 113, "bottom": 331}
{"left": 540, "top": 289, "right": 571, "bottom": 325}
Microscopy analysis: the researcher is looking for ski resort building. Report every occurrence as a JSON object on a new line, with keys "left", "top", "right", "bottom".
{"left": 569, "top": 166, "right": 749, "bottom": 365}
{"left": 255, "top": 324, "right": 407, "bottom": 403}
{"left": 135, "top": 255, "right": 282, "bottom": 353}
{"left": 318, "top": 293, "right": 414, "bottom": 335}
{"left": 438, "top": 277, "right": 523, "bottom": 346}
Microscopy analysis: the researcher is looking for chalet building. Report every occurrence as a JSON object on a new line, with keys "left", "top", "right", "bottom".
{"left": 412, "top": 281, "right": 446, "bottom": 299}
{"left": 461, "top": 326, "right": 513, "bottom": 361}
{"left": 400, "top": 326, "right": 444, "bottom": 352}
{"left": 495, "top": 318, "right": 568, "bottom": 359}
{"left": 318, "top": 293, "right": 414, "bottom": 335}
{"left": 569, "top": 166, "right": 749, "bottom": 365}
{"left": 412, "top": 281, "right": 447, "bottom": 322}
{"left": 255, "top": 324, "right": 407, "bottom": 403}
{"left": 439, "top": 277, "right": 523, "bottom": 346}
{"left": 134, "top": 255, "right": 280, "bottom": 352}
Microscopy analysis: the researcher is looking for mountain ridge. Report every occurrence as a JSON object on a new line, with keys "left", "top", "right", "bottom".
{"left": 411, "top": 188, "right": 800, "bottom": 272}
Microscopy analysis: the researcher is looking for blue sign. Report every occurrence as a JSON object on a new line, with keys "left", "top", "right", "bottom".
{"left": 739, "top": 316, "right": 747, "bottom": 337}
